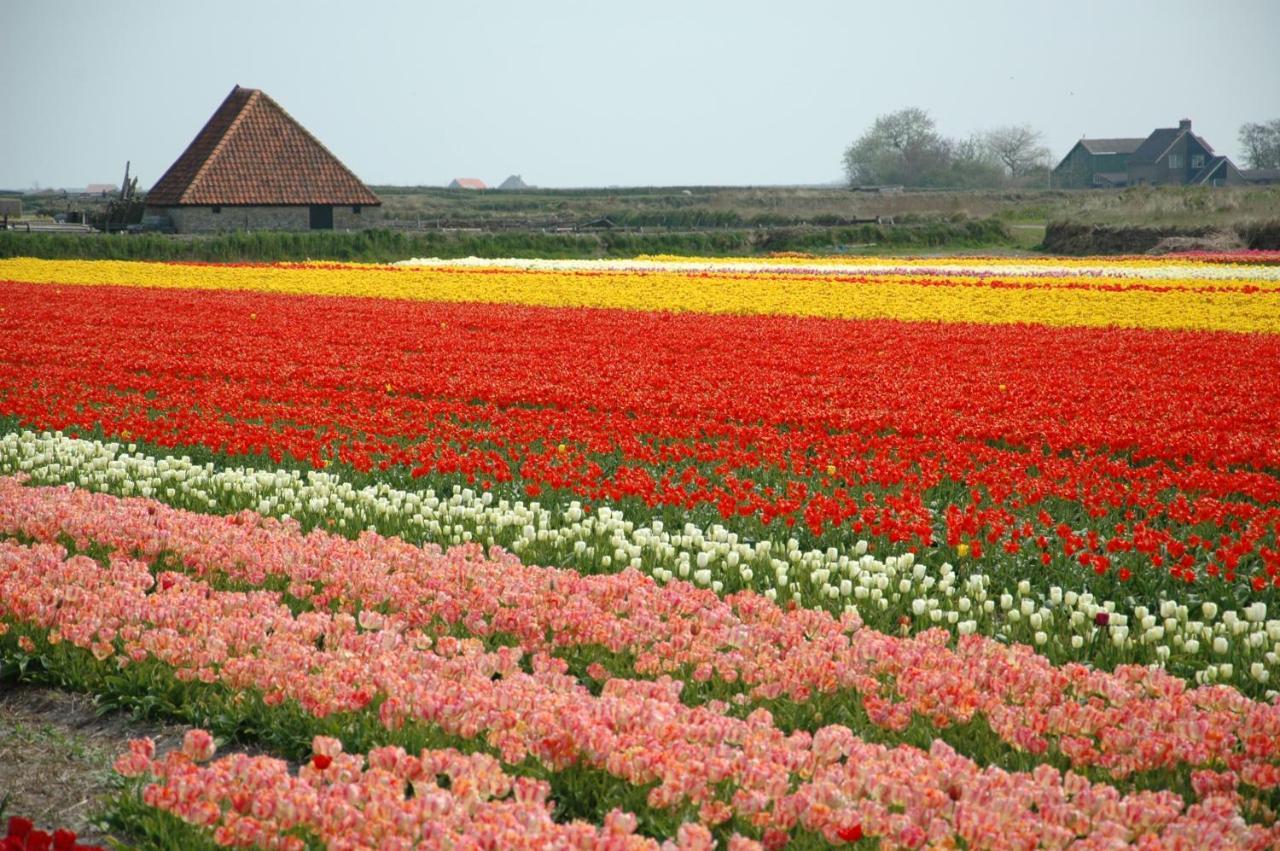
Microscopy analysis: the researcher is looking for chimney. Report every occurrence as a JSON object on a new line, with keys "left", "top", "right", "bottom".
{"left": 1179, "top": 118, "right": 1192, "bottom": 131}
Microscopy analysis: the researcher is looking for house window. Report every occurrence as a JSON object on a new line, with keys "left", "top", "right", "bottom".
{"left": 1168, "top": 154, "right": 1183, "bottom": 169}
{"left": 211, "top": 205, "right": 221, "bottom": 214}
{"left": 1191, "top": 154, "right": 1205, "bottom": 169}
{"left": 352, "top": 205, "right": 362, "bottom": 214}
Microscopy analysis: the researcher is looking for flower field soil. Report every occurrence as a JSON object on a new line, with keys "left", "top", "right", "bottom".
{"left": 0, "top": 253, "right": 1278, "bottom": 848}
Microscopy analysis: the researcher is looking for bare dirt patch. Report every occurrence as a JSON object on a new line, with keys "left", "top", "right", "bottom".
{"left": 0, "top": 683, "right": 192, "bottom": 844}
{"left": 1148, "top": 230, "right": 1246, "bottom": 254}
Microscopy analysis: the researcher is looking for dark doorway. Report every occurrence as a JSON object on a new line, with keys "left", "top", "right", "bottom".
{"left": 309, "top": 205, "right": 333, "bottom": 230}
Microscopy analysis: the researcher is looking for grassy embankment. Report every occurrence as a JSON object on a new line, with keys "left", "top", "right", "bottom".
{"left": 0, "top": 220, "right": 1011, "bottom": 263}
{"left": 4, "top": 183, "right": 1279, "bottom": 260}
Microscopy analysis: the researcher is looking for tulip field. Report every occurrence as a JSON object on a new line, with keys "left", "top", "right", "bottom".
{"left": 2, "top": 253, "right": 1280, "bottom": 849}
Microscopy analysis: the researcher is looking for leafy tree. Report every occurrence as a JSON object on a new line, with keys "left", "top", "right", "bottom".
{"left": 981, "top": 125, "right": 1051, "bottom": 178}
{"left": 843, "top": 110, "right": 1047, "bottom": 189}
{"left": 1238, "top": 119, "right": 1280, "bottom": 169}
{"left": 950, "top": 135, "right": 1007, "bottom": 188}
{"left": 843, "top": 108, "right": 952, "bottom": 188}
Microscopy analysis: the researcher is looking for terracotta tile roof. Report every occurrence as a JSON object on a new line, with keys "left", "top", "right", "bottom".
{"left": 448, "top": 178, "right": 488, "bottom": 190}
{"left": 147, "top": 86, "right": 380, "bottom": 207}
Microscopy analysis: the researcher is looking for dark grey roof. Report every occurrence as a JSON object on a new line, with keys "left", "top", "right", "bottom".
{"left": 1078, "top": 138, "right": 1145, "bottom": 155}
{"left": 1130, "top": 128, "right": 1185, "bottom": 162}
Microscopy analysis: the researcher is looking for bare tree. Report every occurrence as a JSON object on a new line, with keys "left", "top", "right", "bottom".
{"left": 1239, "top": 119, "right": 1280, "bottom": 169}
{"left": 982, "top": 125, "right": 1051, "bottom": 178}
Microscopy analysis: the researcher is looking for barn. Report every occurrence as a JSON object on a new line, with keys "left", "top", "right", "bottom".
{"left": 146, "top": 85, "right": 381, "bottom": 233}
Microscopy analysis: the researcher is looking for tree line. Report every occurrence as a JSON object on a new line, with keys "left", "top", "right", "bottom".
{"left": 1238, "top": 119, "right": 1280, "bottom": 171}
{"left": 844, "top": 108, "right": 1280, "bottom": 189}
{"left": 842, "top": 108, "right": 1050, "bottom": 189}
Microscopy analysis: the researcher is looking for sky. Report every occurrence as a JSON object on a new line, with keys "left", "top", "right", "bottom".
{"left": 2, "top": 0, "right": 1278, "bottom": 190}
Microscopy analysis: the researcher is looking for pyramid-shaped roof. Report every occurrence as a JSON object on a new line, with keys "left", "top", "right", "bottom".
{"left": 147, "top": 86, "right": 380, "bottom": 207}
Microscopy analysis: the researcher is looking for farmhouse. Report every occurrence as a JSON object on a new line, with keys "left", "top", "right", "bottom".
{"left": 448, "top": 178, "right": 487, "bottom": 190}
{"left": 1052, "top": 138, "right": 1145, "bottom": 189}
{"left": 146, "top": 85, "right": 381, "bottom": 233}
{"left": 1052, "top": 119, "right": 1248, "bottom": 189}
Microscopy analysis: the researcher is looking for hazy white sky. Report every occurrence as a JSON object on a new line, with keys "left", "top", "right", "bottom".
{"left": 2, "top": 0, "right": 1278, "bottom": 189}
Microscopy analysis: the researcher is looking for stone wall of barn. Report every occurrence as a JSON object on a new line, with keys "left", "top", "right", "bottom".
{"left": 150, "top": 205, "right": 382, "bottom": 234}
{"left": 333, "top": 205, "right": 378, "bottom": 230}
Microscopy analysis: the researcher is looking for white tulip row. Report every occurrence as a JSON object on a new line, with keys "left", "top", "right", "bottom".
{"left": 2, "top": 428, "right": 1277, "bottom": 697}
{"left": 390, "top": 256, "right": 1280, "bottom": 282}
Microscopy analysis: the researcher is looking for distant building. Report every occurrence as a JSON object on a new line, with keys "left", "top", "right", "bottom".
{"left": 448, "top": 178, "right": 487, "bottom": 190}
{"left": 85, "top": 183, "right": 119, "bottom": 195}
{"left": 1053, "top": 120, "right": 1249, "bottom": 189}
{"left": 145, "top": 85, "right": 381, "bottom": 233}
{"left": 1052, "top": 138, "right": 1145, "bottom": 189}
{"left": 497, "top": 174, "right": 529, "bottom": 190}
{"left": 1124, "top": 120, "right": 1246, "bottom": 187}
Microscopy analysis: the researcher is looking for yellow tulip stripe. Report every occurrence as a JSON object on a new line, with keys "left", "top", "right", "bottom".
{"left": 2, "top": 257, "right": 1279, "bottom": 333}
{"left": 638, "top": 252, "right": 1280, "bottom": 275}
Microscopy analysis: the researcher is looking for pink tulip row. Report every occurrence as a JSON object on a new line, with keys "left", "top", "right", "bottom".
{"left": 7, "top": 534, "right": 1280, "bottom": 844}
{"left": 3, "top": 477, "right": 1278, "bottom": 787}
{"left": 4, "top": 539, "right": 1280, "bottom": 849}
{"left": 114, "top": 732, "right": 718, "bottom": 851}
{"left": 118, "top": 730, "right": 1280, "bottom": 851}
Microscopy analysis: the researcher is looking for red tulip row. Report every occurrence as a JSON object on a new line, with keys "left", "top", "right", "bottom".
{"left": 1161, "top": 251, "right": 1280, "bottom": 265}
{"left": 1, "top": 281, "right": 1278, "bottom": 601}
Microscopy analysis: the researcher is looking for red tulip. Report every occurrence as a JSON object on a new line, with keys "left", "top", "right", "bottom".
{"left": 836, "top": 824, "right": 864, "bottom": 843}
